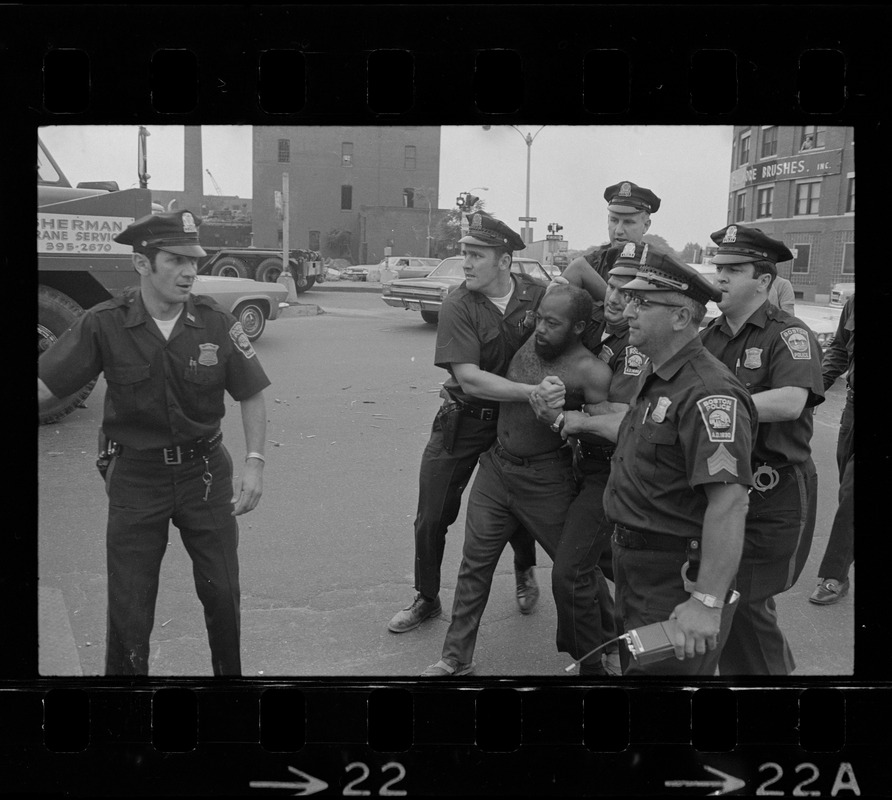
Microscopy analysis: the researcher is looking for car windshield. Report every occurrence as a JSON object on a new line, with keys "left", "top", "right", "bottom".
{"left": 428, "top": 258, "right": 465, "bottom": 279}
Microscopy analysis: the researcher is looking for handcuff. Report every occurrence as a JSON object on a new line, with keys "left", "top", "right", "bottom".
{"left": 753, "top": 464, "right": 781, "bottom": 492}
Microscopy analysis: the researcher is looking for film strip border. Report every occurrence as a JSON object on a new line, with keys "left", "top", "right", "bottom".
{"left": 1, "top": 684, "right": 886, "bottom": 794}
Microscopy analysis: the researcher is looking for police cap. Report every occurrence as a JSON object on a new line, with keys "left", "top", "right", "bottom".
{"left": 608, "top": 241, "right": 648, "bottom": 278}
{"left": 459, "top": 212, "right": 526, "bottom": 251}
{"left": 709, "top": 224, "right": 794, "bottom": 272}
{"left": 623, "top": 245, "right": 721, "bottom": 305}
{"left": 604, "top": 181, "right": 661, "bottom": 215}
{"left": 114, "top": 209, "right": 207, "bottom": 257}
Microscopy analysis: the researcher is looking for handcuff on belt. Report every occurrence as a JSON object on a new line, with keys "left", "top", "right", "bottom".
{"left": 752, "top": 463, "right": 780, "bottom": 492}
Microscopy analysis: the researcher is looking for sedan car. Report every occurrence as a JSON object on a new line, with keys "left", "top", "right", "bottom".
{"left": 192, "top": 275, "right": 289, "bottom": 341}
{"left": 342, "top": 256, "right": 441, "bottom": 281}
{"left": 381, "top": 255, "right": 551, "bottom": 324}
{"left": 829, "top": 282, "right": 855, "bottom": 307}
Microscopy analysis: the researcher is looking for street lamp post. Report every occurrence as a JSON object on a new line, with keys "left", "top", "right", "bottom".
{"left": 485, "top": 126, "right": 545, "bottom": 244}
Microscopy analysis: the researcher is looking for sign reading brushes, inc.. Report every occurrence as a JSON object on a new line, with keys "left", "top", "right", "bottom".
{"left": 729, "top": 148, "right": 843, "bottom": 191}
{"left": 37, "top": 213, "right": 135, "bottom": 254}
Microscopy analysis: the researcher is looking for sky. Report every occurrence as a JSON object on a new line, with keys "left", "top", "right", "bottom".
{"left": 39, "top": 124, "right": 734, "bottom": 252}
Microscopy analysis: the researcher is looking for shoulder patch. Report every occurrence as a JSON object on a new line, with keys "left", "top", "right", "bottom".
{"left": 623, "top": 346, "right": 647, "bottom": 376}
{"left": 229, "top": 322, "right": 256, "bottom": 359}
{"left": 707, "top": 444, "right": 739, "bottom": 477}
{"left": 598, "top": 344, "right": 614, "bottom": 363}
{"left": 780, "top": 327, "right": 812, "bottom": 360}
{"left": 696, "top": 395, "right": 737, "bottom": 442}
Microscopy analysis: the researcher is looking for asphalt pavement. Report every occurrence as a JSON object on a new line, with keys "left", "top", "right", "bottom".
{"left": 36, "top": 288, "right": 853, "bottom": 678}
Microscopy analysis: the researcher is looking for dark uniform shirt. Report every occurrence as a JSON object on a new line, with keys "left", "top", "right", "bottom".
{"left": 584, "top": 244, "right": 614, "bottom": 282}
{"left": 821, "top": 295, "right": 854, "bottom": 392}
{"left": 604, "top": 336, "right": 756, "bottom": 539}
{"left": 434, "top": 273, "right": 545, "bottom": 403}
{"left": 39, "top": 288, "right": 271, "bottom": 449}
{"left": 700, "top": 300, "right": 824, "bottom": 467}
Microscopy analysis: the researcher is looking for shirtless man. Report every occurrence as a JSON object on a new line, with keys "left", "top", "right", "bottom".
{"left": 421, "top": 285, "right": 613, "bottom": 676}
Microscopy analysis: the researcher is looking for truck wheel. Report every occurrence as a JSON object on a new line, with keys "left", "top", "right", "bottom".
{"left": 420, "top": 310, "right": 439, "bottom": 325}
{"left": 256, "top": 258, "right": 284, "bottom": 283}
{"left": 292, "top": 275, "right": 316, "bottom": 294}
{"left": 211, "top": 256, "right": 249, "bottom": 279}
{"left": 233, "top": 301, "right": 267, "bottom": 341}
{"left": 38, "top": 286, "right": 97, "bottom": 424}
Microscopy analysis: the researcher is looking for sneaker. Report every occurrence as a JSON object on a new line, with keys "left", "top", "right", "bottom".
{"left": 515, "top": 567, "right": 540, "bottom": 614}
{"left": 420, "top": 659, "right": 475, "bottom": 677}
{"left": 388, "top": 593, "right": 441, "bottom": 633}
{"left": 808, "top": 578, "right": 850, "bottom": 605}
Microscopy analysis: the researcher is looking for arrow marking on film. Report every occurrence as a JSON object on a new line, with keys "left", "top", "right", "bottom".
{"left": 665, "top": 765, "right": 746, "bottom": 795}
{"left": 249, "top": 766, "right": 329, "bottom": 795}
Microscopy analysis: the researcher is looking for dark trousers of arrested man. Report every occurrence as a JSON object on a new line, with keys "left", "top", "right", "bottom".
{"left": 414, "top": 412, "right": 536, "bottom": 602}
{"left": 816, "top": 391, "right": 854, "bottom": 583}
{"left": 440, "top": 442, "right": 588, "bottom": 668}
{"left": 719, "top": 459, "right": 817, "bottom": 675}
{"left": 104, "top": 443, "right": 241, "bottom": 676}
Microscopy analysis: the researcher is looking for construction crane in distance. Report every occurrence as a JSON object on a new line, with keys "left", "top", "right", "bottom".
{"left": 206, "top": 168, "right": 223, "bottom": 196}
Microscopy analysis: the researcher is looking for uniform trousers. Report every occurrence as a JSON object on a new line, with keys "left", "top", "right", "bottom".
{"left": 612, "top": 538, "right": 737, "bottom": 676}
{"left": 562, "top": 456, "right": 617, "bottom": 653}
{"left": 441, "top": 444, "right": 586, "bottom": 667}
{"left": 104, "top": 445, "right": 241, "bottom": 676}
{"left": 719, "top": 458, "right": 818, "bottom": 676}
{"left": 413, "top": 413, "right": 536, "bottom": 601}
{"left": 817, "top": 392, "right": 854, "bottom": 582}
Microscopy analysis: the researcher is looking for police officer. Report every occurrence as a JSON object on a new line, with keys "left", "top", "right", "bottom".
{"left": 809, "top": 294, "right": 854, "bottom": 605}
{"left": 38, "top": 210, "right": 270, "bottom": 676}
{"left": 583, "top": 250, "right": 757, "bottom": 676}
{"left": 387, "top": 213, "right": 565, "bottom": 634}
{"left": 700, "top": 224, "right": 824, "bottom": 675}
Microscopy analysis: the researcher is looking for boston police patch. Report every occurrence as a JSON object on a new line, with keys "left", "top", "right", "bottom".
{"left": 696, "top": 395, "right": 737, "bottom": 442}
{"left": 229, "top": 322, "right": 256, "bottom": 358}
{"left": 780, "top": 327, "right": 812, "bottom": 360}
{"left": 623, "top": 346, "right": 647, "bottom": 376}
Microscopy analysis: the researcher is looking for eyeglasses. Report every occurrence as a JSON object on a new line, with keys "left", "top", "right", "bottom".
{"left": 621, "top": 291, "right": 685, "bottom": 311}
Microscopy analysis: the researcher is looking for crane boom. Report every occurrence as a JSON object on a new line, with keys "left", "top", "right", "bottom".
{"left": 206, "top": 168, "right": 223, "bottom": 196}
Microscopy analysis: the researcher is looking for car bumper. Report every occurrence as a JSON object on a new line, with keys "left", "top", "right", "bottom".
{"left": 382, "top": 296, "right": 443, "bottom": 312}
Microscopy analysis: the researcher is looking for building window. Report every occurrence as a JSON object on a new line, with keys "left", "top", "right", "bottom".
{"left": 341, "top": 185, "right": 352, "bottom": 210}
{"left": 846, "top": 176, "right": 855, "bottom": 213}
{"left": 402, "top": 188, "right": 415, "bottom": 208}
{"left": 309, "top": 230, "right": 320, "bottom": 251}
{"left": 757, "top": 186, "right": 774, "bottom": 218}
{"left": 794, "top": 181, "right": 821, "bottom": 216}
{"left": 800, "top": 125, "right": 826, "bottom": 151}
{"left": 760, "top": 126, "right": 778, "bottom": 158}
{"left": 842, "top": 242, "right": 855, "bottom": 275}
{"left": 404, "top": 145, "right": 416, "bottom": 169}
{"left": 737, "top": 131, "right": 750, "bottom": 167}
{"left": 734, "top": 191, "right": 747, "bottom": 222}
{"left": 342, "top": 142, "right": 353, "bottom": 167}
{"left": 277, "top": 139, "right": 290, "bottom": 163}
{"left": 792, "top": 243, "right": 811, "bottom": 274}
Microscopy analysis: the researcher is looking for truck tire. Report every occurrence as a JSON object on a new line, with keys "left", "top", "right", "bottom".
{"left": 256, "top": 258, "right": 284, "bottom": 283}
{"left": 211, "top": 256, "right": 249, "bottom": 279}
{"left": 233, "top": 301, "right": 267, "bottom": 341}
{"left": 292, "top": 274, "right": 316, "bottom": 294}
{"left": 38, "top": 285, "right": 97, "bottom": 424}
{"left": 421, "top": 310, "right": 439, "bottom": 325}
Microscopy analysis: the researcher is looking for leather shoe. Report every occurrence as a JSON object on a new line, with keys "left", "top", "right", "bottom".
{"left": 388, "top": 593, "right": 441, "bottom": 633}
{"left": 421, "top": 659, "right": 475, "bottom": 677}
{"left": 515, "top": 567, "right": 540, "bottom": 614}
{"left": 808, "top": 578, "right": 850, "bottom": 605}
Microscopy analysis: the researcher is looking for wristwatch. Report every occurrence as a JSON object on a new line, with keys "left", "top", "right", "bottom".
{"left": 550, "top": 412, "right": 565, "bottom": 433}
{"left": 690, "top": 589, "right": 740, "bottom": 609}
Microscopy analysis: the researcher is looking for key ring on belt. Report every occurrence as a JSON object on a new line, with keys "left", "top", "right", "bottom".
{"left": 753, "top": 463, "right": 780, "bottom": 493}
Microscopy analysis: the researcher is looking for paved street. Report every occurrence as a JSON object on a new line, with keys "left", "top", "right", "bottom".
{"left": 37, "top": 286, "right": 853, "bottom": 678}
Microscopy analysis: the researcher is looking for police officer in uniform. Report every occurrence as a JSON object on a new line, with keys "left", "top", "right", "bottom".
{"left": 700, "top": 224, "right": 824, "bottom": 675}
{"left": 388, "top": 213, "right": 565, "bottom": 634}
{"left": 562, "top": 181, "right": 662, "bottom": 347}
{"left": 586, "top": 251, "right": 757, "bottom": 676}
{"left": 38, "top": 210, "right": 270, "bottom": 676}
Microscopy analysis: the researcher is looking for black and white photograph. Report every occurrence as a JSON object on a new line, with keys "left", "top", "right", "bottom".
{"left": 37, "top": 123, "right": 855, "bottom": 679}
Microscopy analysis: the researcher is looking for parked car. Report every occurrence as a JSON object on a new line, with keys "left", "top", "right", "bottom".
{"left": 829, "top": 282, "right": 855, "bottom": 307}
{"left": 342, "top": 256, "right": 441, "bottom": 282}
{"left": 192, "top": 275, "right": 289, "bottom": 341}
{"left": 381, "top": 255, "right": 551, "bottom": 324}
{"left": 542, "top": 261, "right": 563, "bottom": 280}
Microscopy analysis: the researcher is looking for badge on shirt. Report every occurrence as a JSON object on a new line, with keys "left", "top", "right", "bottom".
{"left": 707, "top": 444, "right": 739, "bottom": 477}
{"left": 229, "top": 322, "right": 256, "bottom": 359}
{"left": 197, "top": 343, "right": 219, "bottom": 366}
{"left": 743, "top": 347, "right": 763, "bottom": 369}
{"left": 598, "top": 344, "right": 614, "bottom": 364}
{"left": 624, "top": 346, "right": 647, "bottom": 376}
{"left": 696, "top": 395, "right": 737, "bottom": 442}
{"left": 651, "top": 396, "right": 672, "bottom": 423}
{"left": 780, "top": 327, "right": 812, "bottom": 360}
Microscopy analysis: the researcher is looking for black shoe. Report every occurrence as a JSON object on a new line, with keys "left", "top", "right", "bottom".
{"left": 388, "top": 594, "right": 441, "bottom": 633}
{"left": 515, "top": 567, "right": 540, "bottom": 614}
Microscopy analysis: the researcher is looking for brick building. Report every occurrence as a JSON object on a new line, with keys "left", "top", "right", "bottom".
{"left": 252, "top": 126, "right": 445, "bottom": 263}
{"left": 726, "top": 125, "right": 854, "bottom": 301}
